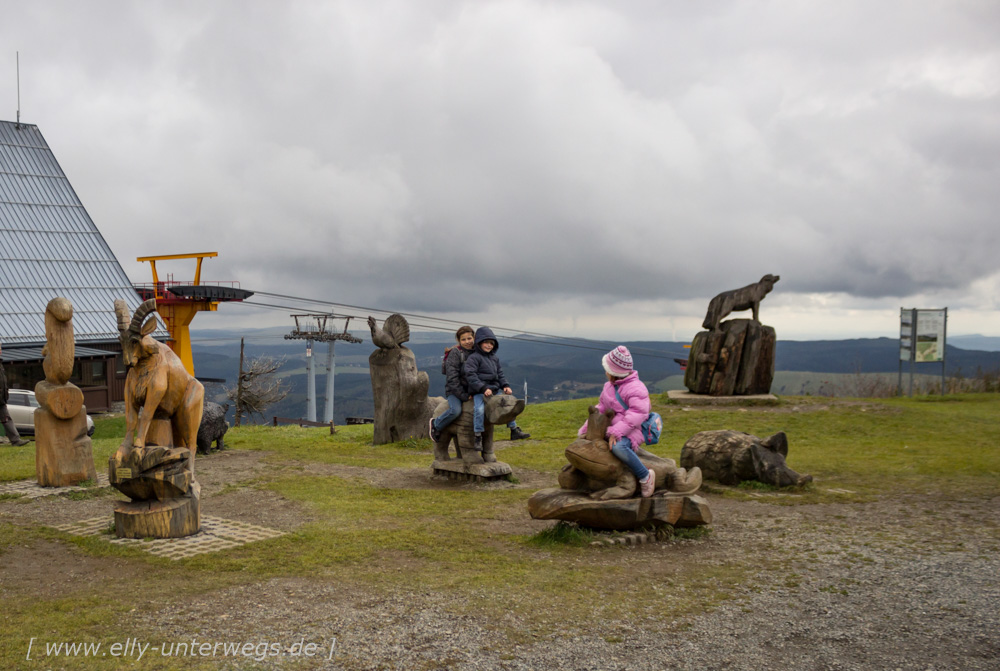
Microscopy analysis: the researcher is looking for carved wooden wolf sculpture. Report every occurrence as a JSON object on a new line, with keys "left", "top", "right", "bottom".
{"left": 702, "top": 274, "right": 780, "bottom": 331}
{"left": 114, "top": 299, "right": 204, "bottom": 456}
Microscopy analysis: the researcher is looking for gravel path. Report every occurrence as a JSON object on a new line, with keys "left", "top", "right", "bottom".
{"left": 3, "top": 449, "right": 998, "bottom": 670}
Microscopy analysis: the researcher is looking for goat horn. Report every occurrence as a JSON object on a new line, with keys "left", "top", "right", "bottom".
{"left": 129, "top": 299, "right": 158, "bottom": 334}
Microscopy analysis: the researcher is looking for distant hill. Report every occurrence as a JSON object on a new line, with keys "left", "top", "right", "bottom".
{"left": 950, "top": 334, "right": 1000, "bottom": 352}
{"left": 191, "top": 328, "right": 1000, "bottom": 425}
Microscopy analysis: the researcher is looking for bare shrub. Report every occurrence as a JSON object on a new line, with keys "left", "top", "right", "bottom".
{"left": 225, "top": 355, "right": 290, "bottom": 425}
{"left": 834, "top": 364, "right": 898, "bottom": 398}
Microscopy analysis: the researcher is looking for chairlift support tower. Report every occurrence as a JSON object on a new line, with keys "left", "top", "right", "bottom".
{"left": 134, "top": 252, "right": 254, "bottom": 376}
{"left": 285, "top": 314, "right": 362, "bottom": 423}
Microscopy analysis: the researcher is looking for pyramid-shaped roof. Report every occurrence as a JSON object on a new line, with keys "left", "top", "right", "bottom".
{"left": 0, "top": 120, "right": 150, "bottom": 346}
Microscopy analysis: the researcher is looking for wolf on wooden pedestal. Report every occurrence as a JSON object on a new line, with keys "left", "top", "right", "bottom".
{"left": 528, "top": 406, "right": 711, "bottom": 530}
{"left": 685, "top": 274, "right": 780, "bottom": 396}
{"left": 109, "top": 299, "right": 204, "bottom": 539}
{"left": 34, "top": 297, "right": 97, "bottom": 487}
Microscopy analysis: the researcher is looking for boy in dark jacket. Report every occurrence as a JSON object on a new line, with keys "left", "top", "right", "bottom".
{"left": 464, "top": 326, "right": 515, "bottom": 450}
{"left": 430, "top": 326, "right": 476, "bottom": 442}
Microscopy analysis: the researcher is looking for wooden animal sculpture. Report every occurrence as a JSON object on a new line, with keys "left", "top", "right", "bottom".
{"left": 110, "top": 298, "right": 204, "bottom": 539}
{"left": 368, "top": 314, "right": 410, "bottom": 349}
{"left": 702, "top": 274, "right": 780, "bottom": 331}
{"left": 680, "top": 430, "right": 812, "bottom": 487}
{"left": 197, "top": 401, "right": 229, "bottom": 454}
{"left": 527, "top": 406, "right": 711, "bottom": 530}
{"left": 367, "top": 313, "right": 440, "bottom": 445}
{"left": 114, "top": 299, "right": 204, "bottom": 457}
{"left": 559, "top": 405, "right": 702, "bottom": 500}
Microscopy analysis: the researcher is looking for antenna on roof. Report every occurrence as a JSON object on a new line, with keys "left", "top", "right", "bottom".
{"left": 15, "top": 51, "right": 21, "bottom": 128}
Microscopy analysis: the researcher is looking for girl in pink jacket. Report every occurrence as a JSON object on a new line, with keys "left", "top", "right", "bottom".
{"left": 578, "top": 346, "right": 656, "bottom": 497}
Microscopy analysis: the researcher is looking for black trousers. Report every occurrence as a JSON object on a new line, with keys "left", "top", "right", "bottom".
{"left": 0, "top": 404, "right": 23, "bottom": 443}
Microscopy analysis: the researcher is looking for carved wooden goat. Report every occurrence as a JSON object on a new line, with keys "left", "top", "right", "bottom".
{"left": 114, "top": 299, "right": 204, "bottom": 455}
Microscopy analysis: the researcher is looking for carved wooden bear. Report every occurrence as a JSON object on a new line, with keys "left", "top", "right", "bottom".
{"left": 196, "top": 401, "right": 229, "bottom": 454}
{"left": 558, "top": 405, "right": 701, "bottom": 500}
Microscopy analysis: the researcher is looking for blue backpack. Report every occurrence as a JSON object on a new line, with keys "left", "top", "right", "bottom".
{"left": 614, "top": 387, "right": 662, "bottom": 445}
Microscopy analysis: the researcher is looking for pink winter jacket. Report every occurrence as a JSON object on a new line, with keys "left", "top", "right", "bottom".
{"left": 577, "top": 371, "right": 650, "bottom": 450}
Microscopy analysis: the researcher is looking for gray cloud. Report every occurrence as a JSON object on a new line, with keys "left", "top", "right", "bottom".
{"left": 2, "top": 0, "right": 998, "bottom": 339}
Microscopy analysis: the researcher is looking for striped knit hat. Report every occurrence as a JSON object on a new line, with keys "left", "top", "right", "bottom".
{"left": 602, "top": 346, "right": 633, "bottom": 377}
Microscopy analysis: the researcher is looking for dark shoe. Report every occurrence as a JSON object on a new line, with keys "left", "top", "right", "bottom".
{"left": 428, "top": 418, "right": 441, "bottom": 443}
{"left": 510, "top": 426, "right": 531, "bottom": 440}
{"left": 474, "top": 433, "right": 483, "bottom": 451}
{"left": 12, "top": 438, "right": 30, "bottom": 447}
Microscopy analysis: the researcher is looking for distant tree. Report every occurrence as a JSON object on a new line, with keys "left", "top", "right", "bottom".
{"left": 226, "top": 340, "right": 289, "bottom": 426}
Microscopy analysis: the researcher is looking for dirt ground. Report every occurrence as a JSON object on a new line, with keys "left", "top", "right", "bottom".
{"left": 2, "top": 448, "right": 998, "bottom": 670}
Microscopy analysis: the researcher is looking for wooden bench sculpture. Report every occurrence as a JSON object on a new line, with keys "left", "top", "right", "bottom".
{"left": 108, "top": 299, "right": 204, "bottom": 538}
{"left": 686, "top": 274, "right": 780, "bottom": 396}
{"left": 680, "top": 430, "right": 812, "bottom": 487}
{"left": 430, "top": 393, "right": 524, "bottom": 482}
{"left": 34, "top": 297, "right": 97, "bottom": 487}
{"left": 528, "top": 406, "right": 711, "bottom": 530}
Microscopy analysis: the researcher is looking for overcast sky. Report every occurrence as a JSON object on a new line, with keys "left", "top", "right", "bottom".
{"left": 3, "top": 0, "right": 998, "bottom": 342}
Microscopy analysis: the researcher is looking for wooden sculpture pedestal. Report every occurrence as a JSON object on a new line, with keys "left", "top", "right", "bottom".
{"left": 109, "top": 441, "right": 200, "bottom": 539}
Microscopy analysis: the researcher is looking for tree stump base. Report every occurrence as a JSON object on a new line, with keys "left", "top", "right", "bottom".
{"left": 528, "top": 488, "right": 712, "bottom": 530}
{"left": 684, "top": 319, "right": 775, "bottom": 396}
{"left": 114, "top": 482, "right": 201, "bottom": 539}
{"left": 34, "top": 407, "right": 96, "bottom": 487}
{"left": 108, "top": 444, "right": 201, "bottom": 539}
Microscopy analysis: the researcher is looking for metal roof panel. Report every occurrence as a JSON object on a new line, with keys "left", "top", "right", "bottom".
{"left": 0, "top": 120, "right": 167, "bottom": 343}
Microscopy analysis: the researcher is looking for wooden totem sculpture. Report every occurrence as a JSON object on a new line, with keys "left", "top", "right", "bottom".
{"left": 528, "top": 406, "right": 711, "bottom": 530}
{"left": 685, "top": 274, "right": 779, "bottom": 396}
{"left": 368, "top": 314, "right": 440, "bottom": 445}
{"left": 34, "top": 297, "right": 98, "bottom": 487}
{"left": 109, "top": 299, "right": 204, "bottom": 539}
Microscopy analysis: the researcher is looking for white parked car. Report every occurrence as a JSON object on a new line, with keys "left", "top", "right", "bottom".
{"left": 6, "top": 389, "right": 96, "bottom": 437}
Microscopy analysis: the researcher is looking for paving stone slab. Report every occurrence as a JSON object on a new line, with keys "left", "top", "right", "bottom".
{"left": 50, "top": 515, "right": 285, "bottom": 560}
{"left": 0, "top": 473, "right": 110, "bottom": 499}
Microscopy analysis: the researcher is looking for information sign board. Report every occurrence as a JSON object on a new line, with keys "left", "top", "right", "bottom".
{"left": 914, "top": 310, "right": 946, "bottom": 363}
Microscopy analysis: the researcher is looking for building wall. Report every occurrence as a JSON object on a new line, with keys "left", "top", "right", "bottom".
{"left": 4, "top": 343, "right": 123, "bottom": 412}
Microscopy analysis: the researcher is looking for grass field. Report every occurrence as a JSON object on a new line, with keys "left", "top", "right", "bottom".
{"left": 1, "top": 393, "right": 998, "bottom": 669}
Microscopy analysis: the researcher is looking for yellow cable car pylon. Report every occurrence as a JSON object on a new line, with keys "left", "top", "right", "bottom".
{"left": 135, "top": 252, "right": 253, "bottom": 376}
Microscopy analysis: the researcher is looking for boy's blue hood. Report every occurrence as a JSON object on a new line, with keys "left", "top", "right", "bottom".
{"left": 474, "top": 326, "right": 498, "bottom": 353}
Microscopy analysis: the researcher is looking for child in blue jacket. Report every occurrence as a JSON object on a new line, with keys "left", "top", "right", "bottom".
{"left": 464, "top": 326, "right": 513, "bottom": 450}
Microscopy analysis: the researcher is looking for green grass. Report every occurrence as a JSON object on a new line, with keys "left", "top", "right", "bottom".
{"left": 1, "top": 393, "right": 998, "bottom": 668}
{"left": 649, "top": 393, "right": 1000, "bottom": 498}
